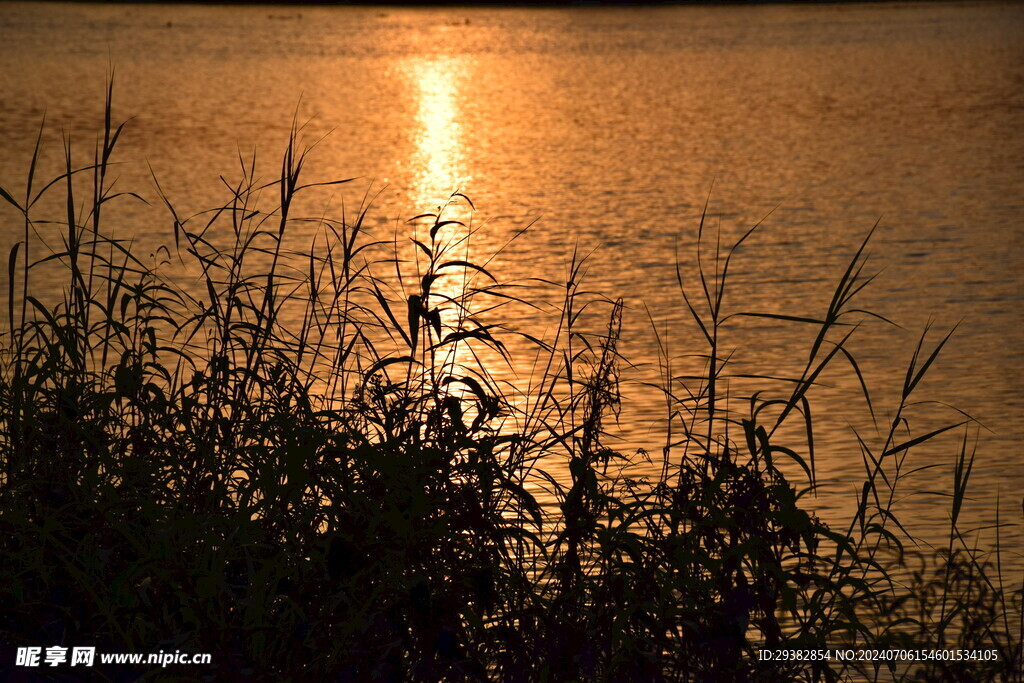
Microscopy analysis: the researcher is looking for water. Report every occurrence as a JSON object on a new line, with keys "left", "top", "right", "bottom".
{"left": 1, "top": 1, "right": 1022, "bottom": 564}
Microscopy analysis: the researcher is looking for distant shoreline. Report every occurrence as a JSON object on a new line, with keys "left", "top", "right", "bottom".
{"left": 4, "top": 0, "right": 985, "bottom": 7}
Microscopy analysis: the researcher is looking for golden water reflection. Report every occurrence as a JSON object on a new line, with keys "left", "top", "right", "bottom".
{"left": 405, "top": 56, "right": 471, "bottom": 211}
{"left": 402, "top": 55, "right": 488, "bottom": 400}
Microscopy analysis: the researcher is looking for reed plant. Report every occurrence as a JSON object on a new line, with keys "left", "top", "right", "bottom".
{"left": 0, "top": 84, "right": 1019, "bottom": 681}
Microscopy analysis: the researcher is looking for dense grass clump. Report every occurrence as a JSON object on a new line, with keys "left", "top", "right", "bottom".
{"left": 0, "top": 87, "right": 1020, "bottom": 681}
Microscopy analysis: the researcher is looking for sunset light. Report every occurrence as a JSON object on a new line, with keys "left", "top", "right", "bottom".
{"left": 1, "top": 2, "right": 1020, "bottom": 678}
{"left": 405, "top": 55, "right": 471, "bottom": 210}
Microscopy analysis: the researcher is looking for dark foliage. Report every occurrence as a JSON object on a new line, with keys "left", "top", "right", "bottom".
{"left": 0, "top": 85, "right": 1019, "bottom": 681}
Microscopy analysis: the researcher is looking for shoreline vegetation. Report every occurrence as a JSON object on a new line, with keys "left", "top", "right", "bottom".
{"left": 0, "top": 86, "right": 1020, "bottom": 680}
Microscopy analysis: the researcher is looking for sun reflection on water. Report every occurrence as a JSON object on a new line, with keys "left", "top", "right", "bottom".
{"left": 402, "top": 54, "right": 481, "bottom": 383}
{"left": 405, "top": 56, "right": 471, "bottom": 212}
{"left": 402, "top": 55, "right": 528, "bottom": 459}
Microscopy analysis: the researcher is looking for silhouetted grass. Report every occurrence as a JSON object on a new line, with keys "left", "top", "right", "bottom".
{"left": 0, "top": 84, "right": 1020, "bottom": 681}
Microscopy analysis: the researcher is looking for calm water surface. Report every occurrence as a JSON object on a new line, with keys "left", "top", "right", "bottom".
{"left": 1, "top": 1, "right": 1021, "bottom": 560}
